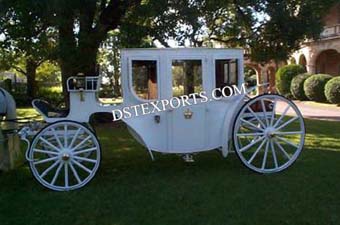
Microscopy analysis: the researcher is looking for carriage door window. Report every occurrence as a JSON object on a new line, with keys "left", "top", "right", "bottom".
{"left": 132, "top": 60, "right": 158, "bottom": 100}
{"left": 215, "top": 59, "right": 238, "bottom": 96}
{"left": 172, "top": 60, "right": 202, "bottom": 97}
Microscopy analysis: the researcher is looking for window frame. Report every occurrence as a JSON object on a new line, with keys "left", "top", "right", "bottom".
{"left": 214, "top": 58, "right": 239, "bottom": 87}
{"left": 168, "top": 55, "right": 207, "bottom": 98}
{"left": 128, "top": 57, "right": 160, "bottom": 102}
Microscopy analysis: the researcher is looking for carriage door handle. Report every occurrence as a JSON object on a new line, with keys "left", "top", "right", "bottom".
{"left": 184, "top": 109, "right": 193, "bottom": 119}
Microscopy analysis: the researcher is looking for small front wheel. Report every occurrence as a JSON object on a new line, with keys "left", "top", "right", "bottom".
{"left": 28, "top": 121, "right": 101, "bottom": 191}
{"left": 233, "top": 94, "right": 305, "bottom": 173}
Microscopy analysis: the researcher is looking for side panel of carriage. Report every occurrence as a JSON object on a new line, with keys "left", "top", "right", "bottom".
{"left": 120, "top": 49, "right": 246, "bottom": 154}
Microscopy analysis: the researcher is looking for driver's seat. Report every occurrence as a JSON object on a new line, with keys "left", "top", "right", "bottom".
{"left": 32, "top": 99, "right": 69, "bottom": 118}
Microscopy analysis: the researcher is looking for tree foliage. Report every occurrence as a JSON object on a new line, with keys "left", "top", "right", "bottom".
{"left": 0, "top": 0, "right": 338, "bottom": 103}
{"left": 0, "top": 0, "right": 56, "bottom": 98}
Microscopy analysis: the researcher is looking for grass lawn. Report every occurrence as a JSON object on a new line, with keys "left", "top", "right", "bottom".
{"left": 1, "top": 109, "right": 340, "bottom": 225}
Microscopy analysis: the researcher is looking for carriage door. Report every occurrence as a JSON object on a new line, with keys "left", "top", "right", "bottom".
{"left": 168, "top": 58, "right": 207, "bottom": 152}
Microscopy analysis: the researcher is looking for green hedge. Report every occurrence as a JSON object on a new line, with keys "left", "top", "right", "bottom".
{"left": 290, "top": 73, "right": 311, "bottom": 100}
{"left": 304, "top": 74, "right": 333, "bottom": 102}
{"left": 275, "top": 64, "right": 306, "bottom": 97}
{"left": 325, "top": 76, "right": 340, "bottom": 104}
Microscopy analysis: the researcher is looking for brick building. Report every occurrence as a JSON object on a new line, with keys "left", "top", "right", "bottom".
{"left": 291, "top": 3, "right": 340, "bottom": 76}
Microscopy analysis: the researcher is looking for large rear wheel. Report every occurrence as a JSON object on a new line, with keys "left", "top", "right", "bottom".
{"left": 233, "top": 94, "right": 305, "bottom": 173}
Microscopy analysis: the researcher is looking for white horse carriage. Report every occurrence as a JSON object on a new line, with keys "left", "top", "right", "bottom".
{"left": 19, "top": 48, "right": 305, "bottom": 191}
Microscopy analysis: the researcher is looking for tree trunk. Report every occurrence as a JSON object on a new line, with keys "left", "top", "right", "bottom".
{"left": 26, "top": 59, "right": 38, "bottom": 100}
{"left": 113, "top": 49, "right": 121, "bottom": 97}
{"left": 58, "top": 14, "right": 78, "bottom": 108}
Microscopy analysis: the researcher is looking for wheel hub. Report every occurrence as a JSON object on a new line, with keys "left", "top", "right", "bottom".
{"left": 264, "top": 127, "right": 276, "bottom": 139}
{"left": 62, "top": 153, "right": 70, "bottom": 161}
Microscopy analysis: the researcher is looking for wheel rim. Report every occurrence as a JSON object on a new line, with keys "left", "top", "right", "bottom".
{"left": 29, "top": 121, "right": 100, "bottom": 191}
{"left": 233, "top": 95, "right": 305, "bottom": 173}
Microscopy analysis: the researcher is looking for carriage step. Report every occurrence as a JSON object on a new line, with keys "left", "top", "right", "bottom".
{"left": 182, "top": 154, "right": 195, "bottom": 163}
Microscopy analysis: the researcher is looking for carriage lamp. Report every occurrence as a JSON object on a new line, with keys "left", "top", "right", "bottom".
{"left": 184, "top": 108, "right": 193, "bottom": 119}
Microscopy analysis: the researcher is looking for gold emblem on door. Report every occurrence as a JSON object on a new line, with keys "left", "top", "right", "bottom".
{"left": 184, "top": 108, "right": 193, "bottom": 119}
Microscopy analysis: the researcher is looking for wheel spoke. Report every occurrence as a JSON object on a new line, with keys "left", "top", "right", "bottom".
{"left": 239, "top": 136, "right": 265, "bottom": 153}
{"left": 236, "top": 132, "right": 264, "bottom": 137}
{"left": 261, "top": 99, "right": 269, "bottom": 126}
{"left": 34, "top": 156, "right": 59, "bottom": 165}
{"left": 69, "top": 162, "right": 82, "bottom": 184}
{"left": 71, "top": 135, "right": 92, "bottom": 151}
{"left": 64, "top": 125, "right": 68, "bottom": 148}
{"left": 274, "top": 139, "right": 292, "bottom": 160}
{"left": 273, "top": 105, "right": 291, "bottom": 128}
{"left": 276, "top": 136, "right": 298, "bottom": 148}
{"left": 248, "top": 139, "right": 267, "bottom": 164}
{"left": 270, "top": 99, "right": 277, "bottom": 126}
{"left": 73, "top": 156, "right": 97, "bottom": 164}
{"left": 51, "top": 162, "right": 63, "bottom": 185}
{"left": 68, "top": 128, "right": 81, "bottom": 149}
{"left": 39, "top": 137, "right": 60, "bottom": 152}
{"left": 72, "top": 159, "right": 92, "bottom": 174}
{"left": 270, "top": 140, "right": 278, "bottom": 169}
{"left": 261, "top": 141, "right": 270, "bottom": 169}
{"left": 73, "top": 147, "right": 97, "bottom": 155}
{"left": 33, "top": 149, "right": 59, "bottom": 155}
{"left": 240, "top": 118, "right": 264, "bottom": 131}
{"left": 246, "top": 106, "right": 266, "bottom": 129}
{"left": 274, "top": 131, "right": 303, "bottom": 135}
{"left": 275, "top": 117, "right": 299, "bottom": 130}
{"left": 51, "top": 127, "right": 63, "bottom": 149}
{"left": 40, "top": 160, "right": 60, "bottom": 178}
{"left": 64, "top": 163, "right": 69, "bottom": 188}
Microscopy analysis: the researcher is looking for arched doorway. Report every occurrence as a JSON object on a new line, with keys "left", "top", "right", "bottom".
{"left": 299, "top": 54, "right": 307, "bottom": 72}
{"left": 315, "top": 49, "right": 340, "bottom": 75}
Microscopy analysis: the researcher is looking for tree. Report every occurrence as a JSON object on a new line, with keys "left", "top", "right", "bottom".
{"left": 1, "top": 0, "right": 337, "bottom": 103}
{"left": 49, "top": 0, "right": 148, "bottom": 103}
{"left": 141, "top": 0, "right": 336, "bottom": 63}
{"left": 208, "top": 0, "right": 338, "bottom": 63}
{"left": 0, "top": 0, "right": 56, "bottom": 98}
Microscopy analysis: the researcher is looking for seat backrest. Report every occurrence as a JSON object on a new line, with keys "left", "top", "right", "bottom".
{"left": 32, "top": 100, "right": 54, "bottom": 117}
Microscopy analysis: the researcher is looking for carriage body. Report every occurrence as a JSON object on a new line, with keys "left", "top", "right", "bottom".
{"left": 34, "top": 48, "right": 246, "bottom": 156}
{"left": 22, "top": 48, "right": 306, "bottom": 191}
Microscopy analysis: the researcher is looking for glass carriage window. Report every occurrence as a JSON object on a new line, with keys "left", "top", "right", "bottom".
{"left": 172, "top": 60, "right": 202, "bottom": 97}
{"left": 215, "top": 59, "right": 238, "bottom": 88}
{"left": 132, "top": 60, "right": 158, "bottom": 100}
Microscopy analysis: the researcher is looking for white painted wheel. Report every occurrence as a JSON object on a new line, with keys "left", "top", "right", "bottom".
{"left": 233, "top": 94, "right": 305, "bottom": 173}
{"left": 29, "top": 121, "right": 101, "bottom": 191}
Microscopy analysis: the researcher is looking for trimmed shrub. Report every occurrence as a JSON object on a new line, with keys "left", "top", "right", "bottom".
{"left": 325, "top": 76, "right": 340, "bottom": 104}
{"left": 275, "top": 64, "right": 306, "bottom": 97}
{"left": 304, "top": 74, "right": 333, "bottom": 102}
{"left": 290, "top": 73, "right": 312, "bottom": 100}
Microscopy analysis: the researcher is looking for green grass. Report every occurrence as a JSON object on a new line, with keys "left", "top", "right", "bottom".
{"left": 1, "top": 110, "right": 340, "bottom": 225}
